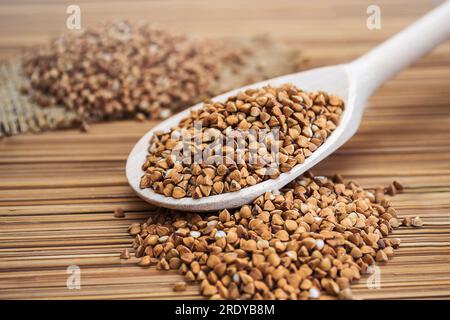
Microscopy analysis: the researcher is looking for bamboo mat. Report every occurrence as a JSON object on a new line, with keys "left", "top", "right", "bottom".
{"left": 1, "top": 0, "right": 450, "bottom": 300}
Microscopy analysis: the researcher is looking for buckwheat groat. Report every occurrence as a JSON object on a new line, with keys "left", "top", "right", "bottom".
{"left": 19, "top": 22, "right": 307, "bottom": 124}
{"left": 140, "top": 84, "right": 344, "bottom": 198}
{"left": 129, "top": 173, "right": 417, "bottom": 300}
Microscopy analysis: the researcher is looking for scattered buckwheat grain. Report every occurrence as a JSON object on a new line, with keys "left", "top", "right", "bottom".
{"left": 173, "top": 281, "right": 188, "bottom": 292}
{"left": 114, "top": 207, "right": 125, "bottom": 218}
{"left": 120, "top": 248, "right": 130, "bottom": 260}
{"left": 129, "top": 173, "right": 421, "bottom": 300}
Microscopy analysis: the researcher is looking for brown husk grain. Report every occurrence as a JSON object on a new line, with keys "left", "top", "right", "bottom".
{"left": 128, "top": 173, "right": 419, "bottom": 300}
{"left": 3, "top": 21, "right": 308, "bottom": 137}
{"left": 140, "top": 84, "right": 344, "bottom": 198}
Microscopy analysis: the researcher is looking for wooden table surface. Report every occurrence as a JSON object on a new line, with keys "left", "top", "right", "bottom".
{"left": 1, "top": 0, "right": 450, "bottom": 299}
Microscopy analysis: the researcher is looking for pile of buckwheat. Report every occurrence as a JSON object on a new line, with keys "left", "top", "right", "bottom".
{"left": 20, "top": 22, "right": 306, "bottom": 122}
{"left": 127, "top": 173, "right": 421, "bottom": 300}
{"left": 140, "top": 84, "right": 344, "bottom": 198}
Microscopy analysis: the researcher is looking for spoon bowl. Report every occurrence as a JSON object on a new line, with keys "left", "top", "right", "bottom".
{"left": 126, "top": 65, "right": 358, "bottom": 211}
{"left": 126, "top": 2, "right": 450, "bottom": 211}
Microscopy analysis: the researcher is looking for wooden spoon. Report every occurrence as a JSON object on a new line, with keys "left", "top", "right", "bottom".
{"left": 126, "top": 2, "right": 450, "bottom": 211}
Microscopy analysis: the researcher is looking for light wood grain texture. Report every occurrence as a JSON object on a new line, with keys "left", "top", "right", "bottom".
{"left": 1, "top": 0, "right": 450, "bottom": 300}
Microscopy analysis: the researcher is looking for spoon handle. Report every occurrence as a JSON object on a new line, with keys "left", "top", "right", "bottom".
{"left": 348, "top": 1, "right": 450, "bottom": 99}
